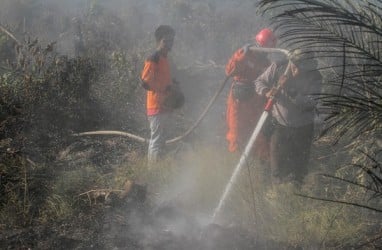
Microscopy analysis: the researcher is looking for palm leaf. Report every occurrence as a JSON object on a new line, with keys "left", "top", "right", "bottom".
{"left": 258, "top": 0, "right": 382, "bottom": 140}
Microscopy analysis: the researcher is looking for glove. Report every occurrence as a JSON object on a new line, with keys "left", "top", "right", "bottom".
{"left": 242, "top": 43, "right": 253, "bottom": 54}
{"left": 265, "top": 87, "right": 278, "bottom": 99}
{"left": 278, "top": 74, "right": 288, "bottom": 88}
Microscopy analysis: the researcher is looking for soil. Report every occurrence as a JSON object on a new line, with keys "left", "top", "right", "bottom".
{"left": 0, "top": 194, "right": 294, "bottom": 250}
{"left": 0, "top": 138, "right": 303, "bottom": 250}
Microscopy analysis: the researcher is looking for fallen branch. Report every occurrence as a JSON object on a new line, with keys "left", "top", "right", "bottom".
{"left": 78, "top": 189, "right": 124, "bottom": 205}
{"left": 78, "top": 189, "right": 124, "bottom": 196}
{"left": 73, "top": 130, "right": 147, "bottom": 143}
{"left": 0, "top": 24, "right": 21, "bottom": 45}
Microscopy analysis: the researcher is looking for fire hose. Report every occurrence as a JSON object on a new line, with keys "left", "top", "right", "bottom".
{"left": 73, "top": 75, "right": 230, "bottom": 144}
{"left": 211, "top": 46, "right": 292, "bottom": 223}
{"left": 74, "top": 47, "right": 292, "bottom": 145}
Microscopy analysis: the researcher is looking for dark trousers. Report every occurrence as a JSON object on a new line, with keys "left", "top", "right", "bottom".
{"left": 269, "top": 123, "right": 314, "bottom": 185}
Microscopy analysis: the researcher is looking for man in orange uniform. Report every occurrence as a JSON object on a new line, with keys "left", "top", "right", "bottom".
{"left": 225, "top": 28, "right": 277, "bottom": 161}
{"left": 141, "top": 25, "right": 176, "bottom": 165}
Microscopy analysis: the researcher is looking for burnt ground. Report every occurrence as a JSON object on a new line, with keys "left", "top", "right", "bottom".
{"left": 0, "top": 138, "right": 308, "bottom": 250}
{"left": 0, "top": 192, "right": 295, "bottom": 250}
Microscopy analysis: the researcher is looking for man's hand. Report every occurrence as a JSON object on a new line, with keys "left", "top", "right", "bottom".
{"left": 242, "top": 43, "right": 252, "bottom": 54}
{"left": 264, "top": 74, "right": 289, "bottom": 98}
{"left": 265, "top": 87, "right": 278, "bottom": 98}
{"left": 278, "top": 74, "right": 288, "bottom": 87}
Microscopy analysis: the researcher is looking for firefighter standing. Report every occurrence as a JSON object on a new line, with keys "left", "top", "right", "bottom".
{"left": 141, "top": 25, "right": 177, "bottom": 166}
{"left": 225, "top": 28, "right": 277, "bottom": 161}
{"left": 255, "top": 50, "right": 322, "bottom": 186}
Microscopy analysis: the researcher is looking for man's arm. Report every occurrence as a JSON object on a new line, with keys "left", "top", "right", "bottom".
{"left": 141, "top": 60, "right": 155, "bottom": 90}
{"left": 225, "top": 44, "right": 252, "bottom": 76}
{"left": 254, "top": 63, "right": 277, "bottom": 97}
{"left": 141, "top": 52, "right": 165, "bottom": 92}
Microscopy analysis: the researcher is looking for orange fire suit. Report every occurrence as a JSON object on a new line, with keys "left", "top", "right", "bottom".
{"left": 225, "top": 45, "right": 270, "bottom": 161}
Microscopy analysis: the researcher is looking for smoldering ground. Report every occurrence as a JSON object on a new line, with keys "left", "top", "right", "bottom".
{"left": 99, "top": 149, "right": 269, "bottom": 250}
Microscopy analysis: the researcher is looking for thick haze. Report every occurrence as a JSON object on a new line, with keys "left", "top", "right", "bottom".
{"left": 0, "top": 0, "right": 269, "bottom": 197}
{"left": 0, "top": 0, "right": 265, "bottom": 63}
{"left": 0, "top": 0, "right": 273, "bottom": 165}
{"left": 0, "top": 0, "right": 269, "bottom": 218}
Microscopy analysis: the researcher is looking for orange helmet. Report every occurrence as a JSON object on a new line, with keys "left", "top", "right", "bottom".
{"left": 255, "top": 28, "right": 276, "bottom": 48}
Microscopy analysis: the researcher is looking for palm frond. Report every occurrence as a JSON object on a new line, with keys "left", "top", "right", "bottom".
{"left": 258, "top": 0, "right": 382, "bottom": 140}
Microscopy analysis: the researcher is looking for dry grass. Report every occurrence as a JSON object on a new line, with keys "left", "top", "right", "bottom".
{"left": 120, "top": 143, "right": 380, "bottom": 248}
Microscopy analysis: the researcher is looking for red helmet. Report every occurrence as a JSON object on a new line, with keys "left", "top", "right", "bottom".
{"left": 255, "top": 28, "right": 276, "bottom": 48}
